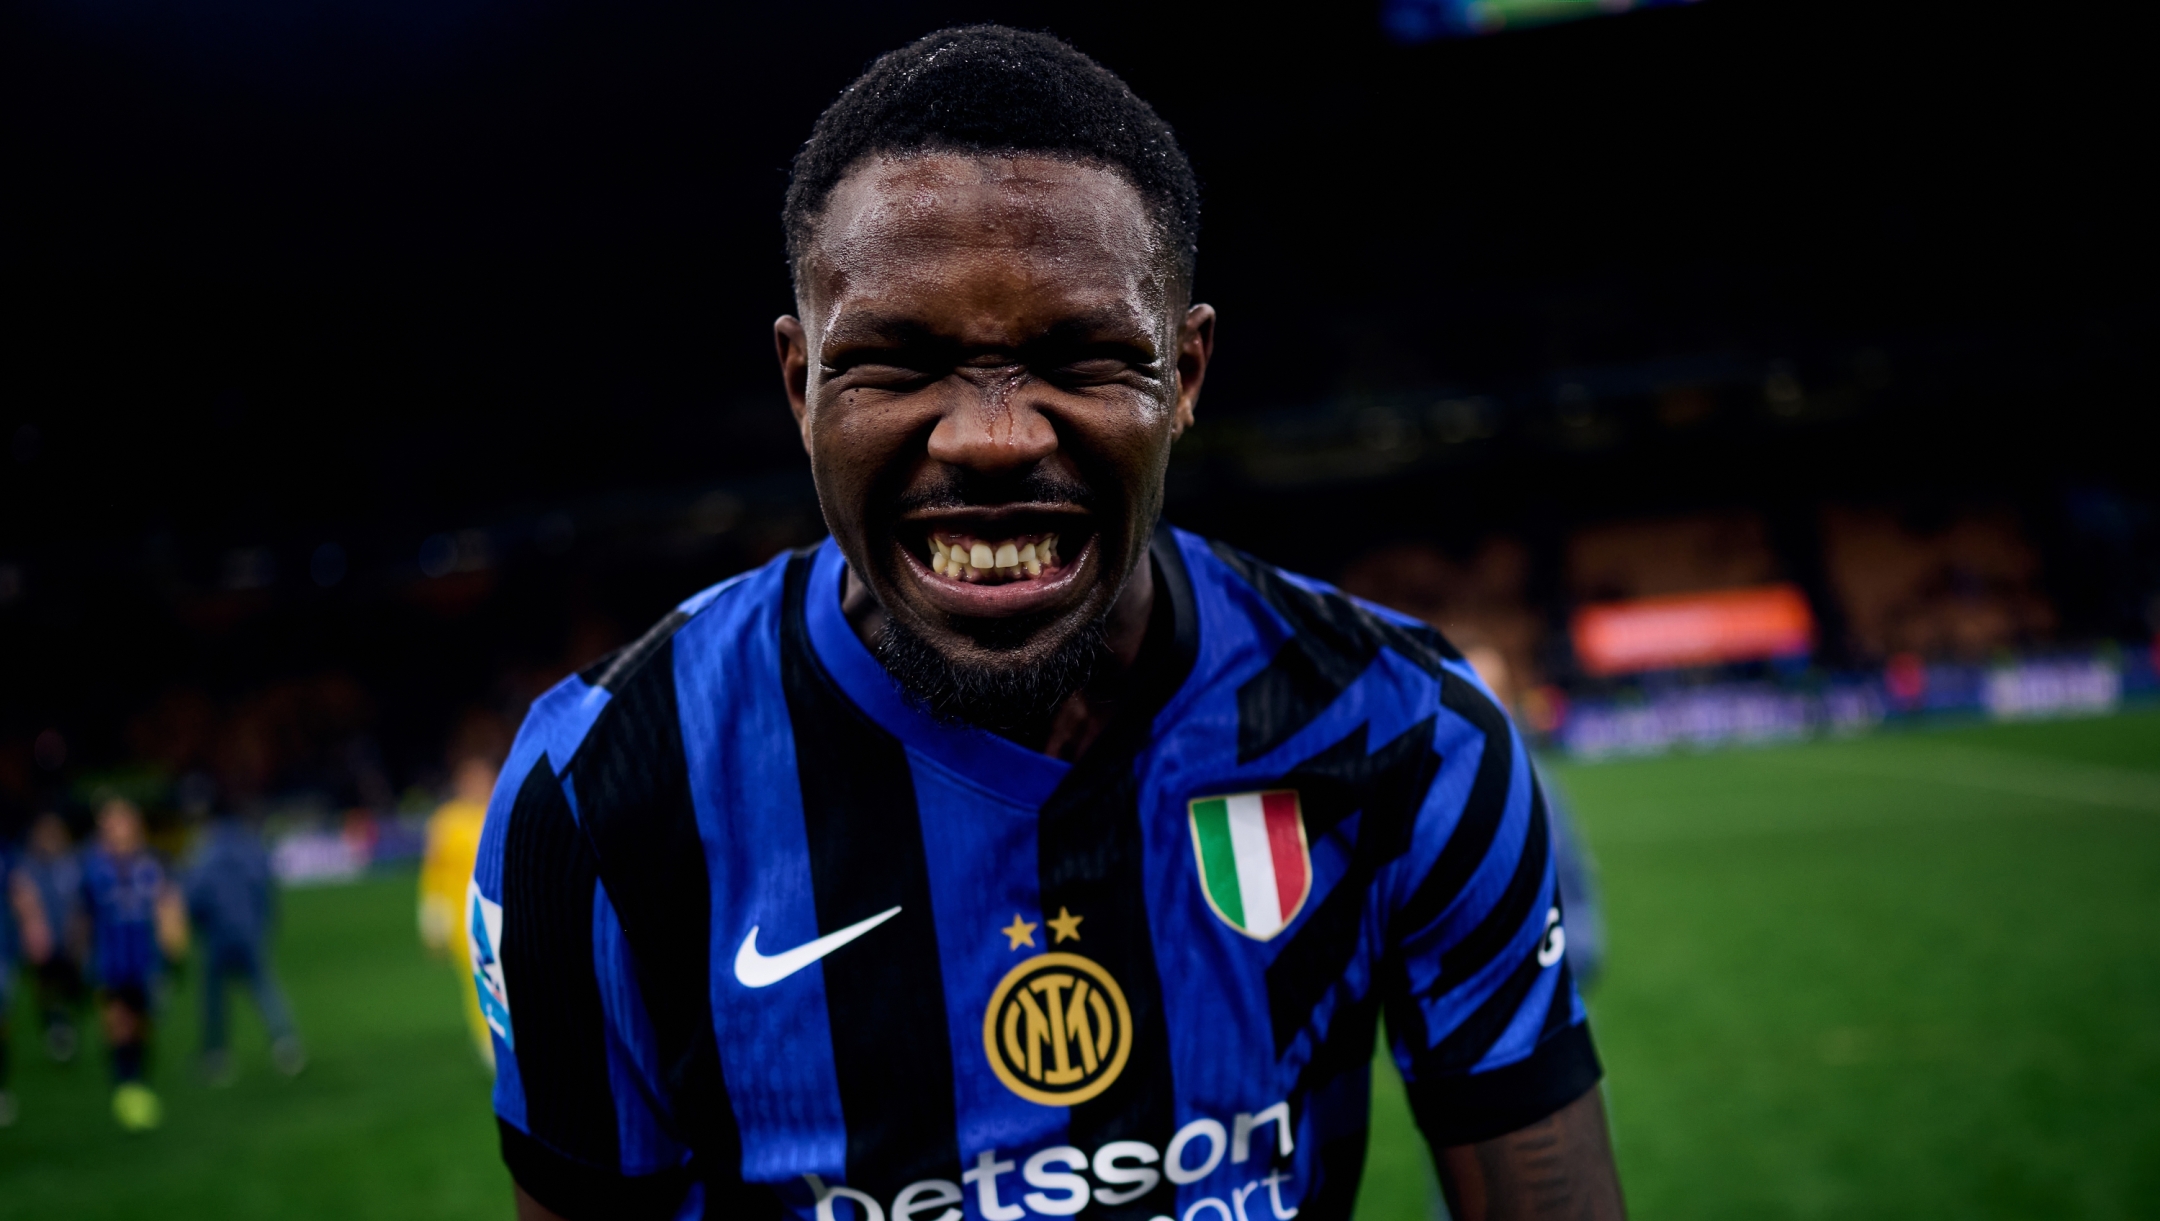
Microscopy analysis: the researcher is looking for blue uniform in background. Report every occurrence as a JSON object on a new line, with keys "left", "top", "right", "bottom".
{"left": 17, "top": 848, "right": 82, "bottom": 960}
{"left": 475, "top": 530, "right": 1601, "bottom": 1221}
{"left": 184, "top": 820, "right": 298, "bottom": 1056}
{"left": 81, "top": 848, "right": 166, "bottom": 999}
{"left": 0, "top": 846, "right": 16, "bottom": 1027}
{"left": 13, "top": 842, "right": 87, "bottom": 1050}
{"left": 0, "top": 844, "right": 16, "bottom": 959}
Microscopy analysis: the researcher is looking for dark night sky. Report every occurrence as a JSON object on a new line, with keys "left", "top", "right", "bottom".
{"left": 4, "top": 0, "right": 2157, "bottom": 773}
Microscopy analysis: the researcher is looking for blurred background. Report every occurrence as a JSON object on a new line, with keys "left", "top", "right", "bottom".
{"left": 2, "top": 0, "right": 2156, "bottom": 1216}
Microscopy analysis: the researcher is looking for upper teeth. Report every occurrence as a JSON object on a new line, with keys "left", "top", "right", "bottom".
{"left": 929, "top": 533, "right": 1061, "bottom": 582}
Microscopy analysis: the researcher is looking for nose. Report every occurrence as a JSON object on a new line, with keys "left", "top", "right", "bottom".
{"left": 925, "top": 365, "right": 1060, "bottom": 473}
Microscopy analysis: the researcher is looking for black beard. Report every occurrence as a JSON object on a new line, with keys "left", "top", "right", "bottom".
{"left": 874, "top": 610, "right": 1107, "bottom": 740}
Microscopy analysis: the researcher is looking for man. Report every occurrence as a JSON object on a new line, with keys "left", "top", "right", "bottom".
{"left": 183, "top": 804, "right": 305, "bottom": 1082}
{"left": 478, "top": 26, "right": 1624, "bottom": 1221}
{"left": 81, "top": 797, "right": 187, "bottom": 1131}
{"left": 10, "top": 809, "right": 88, "bottom": 1064}
{"left": 420, "top": 749, "right": 499, "bottom": 1066}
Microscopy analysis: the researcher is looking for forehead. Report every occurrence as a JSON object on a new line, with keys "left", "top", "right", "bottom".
{"left": 804, "top": 153, "right": 1175, "bottom": 339}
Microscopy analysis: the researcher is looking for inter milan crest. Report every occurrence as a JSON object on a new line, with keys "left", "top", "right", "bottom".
{"left": 1187, "top": 789, "right": 1312, "bottom": 941}
{"left": 983, "top": 951, "right": 1132, "bottom": 1106}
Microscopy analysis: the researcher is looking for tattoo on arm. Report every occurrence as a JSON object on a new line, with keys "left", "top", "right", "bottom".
{"left": 1437, "top": 1086, "right": 1626, "bottom": 1221}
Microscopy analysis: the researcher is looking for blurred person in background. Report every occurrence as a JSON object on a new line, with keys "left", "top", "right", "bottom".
{"left": 80, "top": 797, "right": 187, "bottom": 1132}
{"left": 183, "top": 801, "right": 305, "bottom": 1083}
{"left": 1460, "top": 644, "right": 1605, "bottom": 989}
{"left": 420, "top": 750, "right": 498, "bottom": 1067}
{"left": 10, "top": 810, "right": 89, "bottom": 1064}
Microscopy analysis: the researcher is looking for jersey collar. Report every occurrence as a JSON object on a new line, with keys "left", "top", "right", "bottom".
{"left": 803, "top": 538, "right": 1071, "bottom": 808}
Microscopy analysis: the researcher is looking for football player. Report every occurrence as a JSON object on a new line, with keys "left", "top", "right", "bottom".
{"left": 81, "top": 798, "right": 187, "bottom": 1130}
{"left": 479, "top": 26, "right": 1624, "bottom": 1221}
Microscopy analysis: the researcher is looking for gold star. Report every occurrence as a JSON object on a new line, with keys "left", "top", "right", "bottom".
{"left": 1046, "top": 906, "right": 1083, "bottom": 944}
{"left": 1000, "top": 914, "right": 1038, "bottom": 951}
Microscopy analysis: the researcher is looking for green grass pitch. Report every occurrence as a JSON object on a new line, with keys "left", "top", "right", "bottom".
{"left": 4, "top": 710, "right": 2156, "bottom": 1219}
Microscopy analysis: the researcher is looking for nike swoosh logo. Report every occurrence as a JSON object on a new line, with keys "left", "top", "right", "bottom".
{"left": 733, "top": 905, "right": 902, "bottom": 988}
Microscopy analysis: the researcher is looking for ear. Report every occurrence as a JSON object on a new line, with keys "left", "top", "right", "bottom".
{"left": 1171, "top": 303, "right": 1216, "bottom": 439}
{"left": 774, "top": 315, "right": 813, "bottom": 453}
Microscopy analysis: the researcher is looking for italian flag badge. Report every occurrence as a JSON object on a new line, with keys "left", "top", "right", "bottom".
{"left": 1187, "top": 789, "right": 1312, "bottom": 941}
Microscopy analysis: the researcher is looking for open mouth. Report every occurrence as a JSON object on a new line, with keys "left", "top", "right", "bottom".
{"left": 926, "top": 530, "right": 1066, "bottom": 584}
{"left": 897, "top": 509, "right": 1097, "bottom": 610}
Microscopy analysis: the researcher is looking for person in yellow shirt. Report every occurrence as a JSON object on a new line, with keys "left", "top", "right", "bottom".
{"left": 419, "top": 754, "right": 496, "bottom": 1067}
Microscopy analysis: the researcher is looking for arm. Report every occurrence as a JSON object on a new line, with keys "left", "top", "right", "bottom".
{"left": 10, "top": 872, "right": 52, "bottom": 963}
{"left": 1437, "top": 1086, "right": 1625, "bottom": 1221}
{"left": 417, "top": 814, "right": 455, "bottom": 952}
{"left": 156, "top": 882, "right": 190, "bottom": 959}
{"left": 515, "top": 1184, "right": 570, "bottom": 1221}
{"left": 256, "top": 837, "right": 281, "bottom": 933}
{"left": 485, "top": 731, "right": 696, "bottom": 1221}
{"left": 1387, "top": 668, "right": 1624, "bottom": 1218}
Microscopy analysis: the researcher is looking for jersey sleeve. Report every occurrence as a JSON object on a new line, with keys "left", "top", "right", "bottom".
{"left": 474, "top": 684, "right": 697, "bottom": 1220}
{"left": 1379, "top": 666, "right": 1602, "bottom": 1148}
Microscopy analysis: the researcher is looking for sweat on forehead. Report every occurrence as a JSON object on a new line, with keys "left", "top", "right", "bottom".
{"left": 798, "top": 154, "right": 1178, "bottom": 309}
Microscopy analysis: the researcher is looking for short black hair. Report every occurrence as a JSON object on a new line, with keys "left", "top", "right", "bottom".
{"left": 783, "top": 25, "right": 1199, "bottom": 289}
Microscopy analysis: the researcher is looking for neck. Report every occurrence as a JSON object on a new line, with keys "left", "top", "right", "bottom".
{"left": 842, "top": 543, "right": 1157, "bottom": 761}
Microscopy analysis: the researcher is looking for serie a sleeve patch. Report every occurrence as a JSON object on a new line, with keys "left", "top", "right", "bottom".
{"left": 468, "top": 880, "right": 513, "bottom": 1049}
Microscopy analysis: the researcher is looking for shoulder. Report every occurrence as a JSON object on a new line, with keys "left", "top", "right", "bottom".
{"left": 1180, "top": 529, "right": 1460, "bottom": 670}
{"left": 477, "top": 552, "right": 793, "bottom": 885}
{"left": 512, "top": 552, "right": 791, "bottom": 781}
{"left": 1171, "top": 527, "right": 1499, "bottom": 763}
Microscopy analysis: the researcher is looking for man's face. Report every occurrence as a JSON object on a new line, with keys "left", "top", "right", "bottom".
{"left": 778, "top": 154, "right": 1213, "bottom": 684}
{"left": 98, "top": 801, "right": 144, "bottom": 855}
{"left": 30, "top": 812, "right": 68, "bottom": 856}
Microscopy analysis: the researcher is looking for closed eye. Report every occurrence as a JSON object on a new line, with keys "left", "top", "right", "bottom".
{"left": 1050, "top": 357, "right": 1137, "bottom": 384}
{"left": 823, "top": 347, "right": 948, "bottom": 388}
{"left": 828, "top": 360, "right": 935, "bottom": 384}
{"left": 1040, "top": 339, "right": 1162, "bottom": 388}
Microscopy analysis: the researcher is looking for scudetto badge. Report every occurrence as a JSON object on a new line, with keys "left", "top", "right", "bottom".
{"left": 983, "top": 951, "right": 1132, "bottom": 1106}
{"left": 1187, "top": 789, "right": 1312, "bottom": 941}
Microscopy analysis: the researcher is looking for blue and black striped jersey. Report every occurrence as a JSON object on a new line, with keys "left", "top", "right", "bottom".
{"left": 472, "top": 528, "right": 1598, "bottom": 1221}
{"left": 82, "top": 847, "right": 165, "bottom": 987}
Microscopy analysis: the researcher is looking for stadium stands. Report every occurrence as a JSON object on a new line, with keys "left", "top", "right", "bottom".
{"left": 1820, "top": 504, "right": 2058, "bottom": 662}
{"left": 1565, "top": 513, "right": 1785, "bottom": 604}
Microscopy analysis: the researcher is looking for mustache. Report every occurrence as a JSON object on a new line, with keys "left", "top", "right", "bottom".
{"left": 889, "top": 466, "right": 1096, "bottom": 514}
